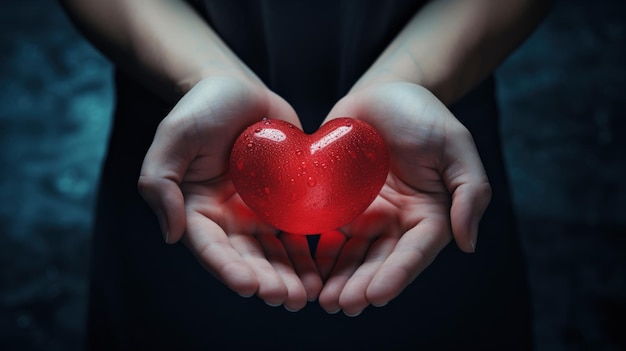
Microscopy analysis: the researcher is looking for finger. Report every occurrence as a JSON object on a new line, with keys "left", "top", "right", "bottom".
{"left": 450, "top": 181, "right": 491, "bottom": 252}
{"left": 138, "top": 175, "right": 185, "bottom": 244}
{"left": 442, "top": 125, "right": 492, "bottom": 253}
{"left": 265, "top": 91, "right": 303, "bottom": 129}
{"left": 321, "top": 94, "right": 359, "bottom": 125}
{"left": 279, "top": 233, "right": 323, "bottom": 302}
{"left": 314, "top": 230, "right": 347, "bottom": 282}
{"left": 318, "top": 237, "right": 369, "bottom": 314}
{"left": 183, "top": 212, "right": 259, "bottom": 297}
{"left": 230, "top": 232, "right": 289, "bottom": 306}
{"left": 365, "top": 218, "right": 451, "bottom": 307}
{"left": 138, "top": 118, "right": 195, "bottom": 244}
{"left": 257, "top": 233, "right": 308, "bottom": 311}
{"left": 337, "top": 236, "right": 398, "bottom": 316}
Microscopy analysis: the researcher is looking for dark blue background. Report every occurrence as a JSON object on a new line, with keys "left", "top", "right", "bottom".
{"left": 1, "top": 0, "right": 624, "bottom": 350}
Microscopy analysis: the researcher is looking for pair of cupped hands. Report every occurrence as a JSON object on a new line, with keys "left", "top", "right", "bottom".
{"left": 138, "top": 76, "right": 491, "bottom": 316}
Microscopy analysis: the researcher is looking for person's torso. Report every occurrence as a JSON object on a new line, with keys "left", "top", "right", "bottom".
{"left": 188, "top": 0, "right": 427, "bottom": 132}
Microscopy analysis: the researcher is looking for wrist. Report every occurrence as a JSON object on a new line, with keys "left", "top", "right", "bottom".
{"left": 350, "top": 65, "right": 458, "bottom": 106}
{"left": 350, "top": 61, "right": 425, "bottom": 95}
{"left": 175, "top": 65, "right": 265, "bottom": 99}
{"left": 346, "top": 54, "right": 459, "bottom": 106}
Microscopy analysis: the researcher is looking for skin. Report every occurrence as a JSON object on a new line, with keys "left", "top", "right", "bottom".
{"left": 61, "top": 0, "right": 552, "bottom": 315}
{"left": 317, "top": 83, "right": 493, "bottom": 315}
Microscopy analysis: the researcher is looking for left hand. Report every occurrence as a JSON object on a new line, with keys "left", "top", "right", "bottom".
{"left": 315, "top": 82, "right": 492, "bottom": 316}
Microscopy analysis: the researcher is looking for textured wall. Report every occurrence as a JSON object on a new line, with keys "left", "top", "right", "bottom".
{"left": 1, "top": 0, "right": 624, "bottom": 350}
{"left": 0, "top": 2, "right": 112, "bottom": 350}
{"left": 497, "top": 1, "right": 626, "bottom": 349}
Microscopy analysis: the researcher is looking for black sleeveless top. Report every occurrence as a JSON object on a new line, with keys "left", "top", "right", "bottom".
{"left": 87, "top": 1, "right": 532, "bottom": 350}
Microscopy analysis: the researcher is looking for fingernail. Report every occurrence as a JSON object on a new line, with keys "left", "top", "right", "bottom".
{"left": 265, "top": 301, "right": 281, "bottom": 307}
{"left": 326, "top": 308, "right": 341, "bottom": 315}
{"left": 469, "top": 217, "right": 480, "bottom": 253}
{"left": 344, "top": 310, "right": 362, "bottom": 318}
{"left": 284, "top": 305, "right": 301, "bottom": 313}
{"left": 157, "top": 213, "right": 169, "bottom": 243}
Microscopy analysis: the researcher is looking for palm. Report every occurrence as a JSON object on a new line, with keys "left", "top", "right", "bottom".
{"left": 317, "top": 82, "right": 491, "bottom": 315}
{"left": 182, "top": 175, "right": 261, "bottom": 237}
{"left": 350, "top": 171, "right": 450, "bottom": 242}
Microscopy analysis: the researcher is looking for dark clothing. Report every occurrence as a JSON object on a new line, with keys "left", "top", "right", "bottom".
{"left": 87, "top": 1, "right": 533, "bottom": 350}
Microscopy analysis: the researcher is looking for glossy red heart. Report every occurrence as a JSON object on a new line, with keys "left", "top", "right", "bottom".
{"left": 229, "top": 117, "right": 389, "bottom": 234}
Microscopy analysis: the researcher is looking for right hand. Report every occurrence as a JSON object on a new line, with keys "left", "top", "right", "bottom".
{"left": 138, "top": 76, "right": 322, "bottom": 311}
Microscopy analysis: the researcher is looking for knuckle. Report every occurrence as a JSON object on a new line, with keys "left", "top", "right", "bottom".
{"left": 477, "top": 180, "right": 493, "bottom": 204}
{"left": 137, "top": 174, "right": 160, "bottom": 196}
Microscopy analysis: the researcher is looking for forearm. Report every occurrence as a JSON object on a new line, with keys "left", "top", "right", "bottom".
{"left": 353, "top": 0, "right": 552, "bottom": 104}
{"left": 60, "top": 0, "right": 261, "bottom": 102}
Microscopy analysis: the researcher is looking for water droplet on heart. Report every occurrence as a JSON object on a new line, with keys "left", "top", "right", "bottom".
{"left": 295, "top": 149, "right": 302, "bottom": 156}
{"left": 290, "top": 178, "right": 295, "bottom": 184}
{"left": 335, "top": 155, "right": 341, "bottom": 161}
{"left": 346, "top": 121, "right": 352, "bottom": 127}
{"left": 307, "top": 177, "right": 316, "bottom": 187}
{"left": 262, "top": 117, "right": 270, "bottom": 125}
{"left": 321, "top": 163, "right": 327, "bottom": 169}
{"left": 254, "top": 128, "right": 262, "bottom": 133}
{"left": 246, "top": 142, "right": 254, "bottom": 148}
{"left": 264, "top": 187, "right": 271, "bottom": 195}
{"left": 313, "top": 161, "right": 319, "bottom": 167}
{"left": 300, "top": 161, "right": 306, "bottom": 169}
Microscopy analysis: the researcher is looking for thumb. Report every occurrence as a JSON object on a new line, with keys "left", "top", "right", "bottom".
{"left": 450, "top": 180, "right": 492, "bottom": 253}
{"left": 443, "top": 125, "right": 492, "bottom": 253}
{"left": 138, "top": 118, "right": 191, "bottom": 244}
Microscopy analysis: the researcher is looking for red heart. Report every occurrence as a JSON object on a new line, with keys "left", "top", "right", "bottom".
{"left": 229, "top": 117, "right": 389, "bottom": 234}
